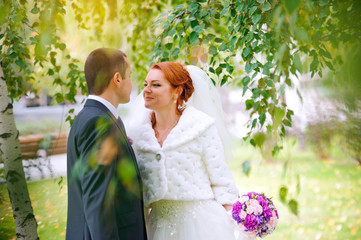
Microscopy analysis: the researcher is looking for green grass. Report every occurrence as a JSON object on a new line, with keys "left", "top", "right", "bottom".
{"left": 229, "top": 139, "right": 361, "bottom": 240}
{"left": 0, "top": 178, "right": 67, "bottom": 240}
{"left": 16, "top": 119, "right": 70, "bottom": 136}
{"left": 0, "top": 139, "right": 360, "bottom": 239}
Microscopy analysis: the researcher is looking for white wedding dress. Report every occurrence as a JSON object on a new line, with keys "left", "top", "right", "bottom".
{"left": 148, "top": 199, "right": 249, "bottom": 240}
{"left": 126, "top": 65, "right": 251, "bottom": 240}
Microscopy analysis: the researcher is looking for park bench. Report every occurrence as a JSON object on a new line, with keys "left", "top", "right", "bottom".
{"left": 19, "top": 135, "right": 48, "bottom": 179}
{"left": 46, "top": 133, "right": 68, "bottom": 156}
{"left": 18, "top": 133, "right": 68, "bottom": 179}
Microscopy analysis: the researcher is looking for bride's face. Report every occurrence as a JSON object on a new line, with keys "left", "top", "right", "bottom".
{"left": 143, "top": 68, "right": 177, "bottom": 111}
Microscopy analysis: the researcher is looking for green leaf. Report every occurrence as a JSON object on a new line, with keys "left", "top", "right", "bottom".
{"left": 243, "top": 47, "right": 251, "bottom": 57}
{"left": 205, "top": 34, "right": 215, "bottom": 42}
{"left": 261, "top": 2, "right": 272, "bottom": 11}
{"left": 254, "top": 132, "right": 266, "bottom": 147}
{"left": 193, "top": 24, "right": 204, "bottom": 33}
{"left": 283, "top": 0, "right": 300, "bottom": 14}
{"left": 9, "top": 52, "right": 17, "bottom": 59}
{"left": 55, "top": 93, "right": 64, "bottom": 103}
{"left": 226, "top": 65, "right": 234, "bottom": 74}
{"left": 189, "top": 31, "right": 199, "bottom": 46}
{"left": 293, "top": 54, "right": 303, "bottom": 73}
{"left": 59, "top": 43, "right": 66, "bottom": 51}
{"left": 319, "top": 48, "right": 331, "bottom": 59}
{"left": 242, "top": 76, "right": 250, "bottom": 86}
{"left": 188, "top": 3, "right": 199, "bottom": 13}
{"left": 310, "top": 58, "right": 319, "bottom": 72}
{"left": 273, "top": 107, "right": 285, "bottom": 128}
{"left": 171, "top": 48, "right": 180, "bottom": 57}
{"left": 15, "top": 59, "right": 26, "bottom": 69}
{"left": 242, "top": 160, "right": 251, "bottom": 176}
{"left": 252, "top": 14, "right": 261, "bottom": 24}
{"left": 285, "top": 78, "right": 292, "bottom": 87}
{"left": 250, "top": 138, "right": 256, "bottom": 147}
{"left": 219, "top": 42, "right": 227, "bottom": 51}
{"left": 266, "top": 79, "right": 274, "bottom": 87}
{"left": 165, "top": 43, "right": 172, "bottom": 50}
{"left": 221, "top": 77, "right": 227, "bottom": 86}
{"left": 257, "top": 0, "right": 265, "bottom": 3}
{"left": 288, "top": 199, "right": 298, "bottom": 215}
{"left": 294, "top": 27, "right": 310, "bottom": 43}
{"left": 324, "top": 60, "right": 335, "bottom": 71}
{"left": 283, "top": 119, "right": 292, "bottom": 127}
{"left": 251, "top": 118, "right": 257, "bottom": 128}
{"left": 279, "top": 186, "right": 288, "bottom": 203}
{"left": 259, "top": 113, "right": 266, "bottom": 126}
{"left": 30, "top": 7, "right": 39, "bottom": 14}
{"left": 272, "top": 145, "right": 281, "bottom": 156}
{"left": 220, "top": 7, "right": 228, "bottom": 17}
{"left": 245, "top": 63, "right": 252, "bottom": 73}
{"left": 249, "top": 6, "right": 258, "bottom": 16}
{"left": 246, "top": 99, "right": 254, "bottom": 110}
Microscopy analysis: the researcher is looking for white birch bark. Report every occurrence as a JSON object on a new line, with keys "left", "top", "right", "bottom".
{"left": 0, "top": 65, "right": 38, "bottom": 239}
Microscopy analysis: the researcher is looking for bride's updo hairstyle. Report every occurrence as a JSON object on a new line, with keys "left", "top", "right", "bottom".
{"left": 150, "top": 62, "right": 194, "bottom": 114}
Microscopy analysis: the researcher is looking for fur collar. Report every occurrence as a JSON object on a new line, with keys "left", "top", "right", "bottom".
{"left": 131, "top": 106, "right": 215, "bottom": 152}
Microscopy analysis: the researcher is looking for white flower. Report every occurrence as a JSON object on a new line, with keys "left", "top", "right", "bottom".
{"left": 239, "top": 195, "right": 249, "bottom": 203}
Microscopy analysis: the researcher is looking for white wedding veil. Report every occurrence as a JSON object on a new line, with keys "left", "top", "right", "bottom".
{"left": 125, "top": 65, "right": 233, "bottom": 161}
{"left": 185, "top": 65, "right": 233, "bottom": 161}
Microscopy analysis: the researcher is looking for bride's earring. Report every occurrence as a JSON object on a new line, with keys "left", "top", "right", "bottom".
{"left": 173, "top": 99, "right": 177, "bottom": 104}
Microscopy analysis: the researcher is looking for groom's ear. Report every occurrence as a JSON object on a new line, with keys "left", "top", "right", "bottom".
{"left": 112, "top": 72, "right": 122, "bottom": 87}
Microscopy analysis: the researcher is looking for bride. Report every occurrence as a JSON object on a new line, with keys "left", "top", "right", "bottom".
{"left": 126, "top": 62, "right": 249, "bottom": 240}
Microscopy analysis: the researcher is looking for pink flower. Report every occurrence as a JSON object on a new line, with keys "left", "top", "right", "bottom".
{"left": 247, "top": 199, "right": 263, "bottom": 215}
{"left": 266, "top": 215, "right": 278, "bottom": 228}
{"left": 239, "top": 210, "right": 247, "bottom": 219}
{"left": 127, "top": 136, "right": 133, "bottom": 145}
{"left": 246, "top": 231, "right": 257, "bottom": 238}
{"left": 246, "top": 205, "right": 255, "bottom": 214}
{"left": 253, "top": 204, "right": 263, "bottom": 215}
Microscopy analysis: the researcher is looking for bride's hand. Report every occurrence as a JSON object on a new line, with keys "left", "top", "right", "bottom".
{"left": 223, "top": 204, "right": 232, "bottom": 212}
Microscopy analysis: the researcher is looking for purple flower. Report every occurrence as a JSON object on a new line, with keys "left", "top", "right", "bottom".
{"left": 244, "top": 214, "right": 258, "bottom": 231}
{"left": 232, "top": 201, "right": 243, "bottom": 214}
{"left": 247, "top": 192, "right": 260, "bottom": 199}
{"left": 232, "top": 192, "right": 278, "bottom": 237}
{"left": 258, "top": 197, "right": 268, "bottom": 210}
{"left": 263, "top": 207, "right": 273, "bottom": 222}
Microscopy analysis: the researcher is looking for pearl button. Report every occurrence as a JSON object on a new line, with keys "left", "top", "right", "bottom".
{"left": 156, "top": 153, "right": 161, "bottom": 161}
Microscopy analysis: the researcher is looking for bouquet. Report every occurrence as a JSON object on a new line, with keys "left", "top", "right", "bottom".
{"left": 232, "top": 192, "right": 278, "bottom": 238}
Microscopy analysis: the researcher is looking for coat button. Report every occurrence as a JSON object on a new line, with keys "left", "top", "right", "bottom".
{"left": 156, "top": 153, "right": 161, "bottom": 161}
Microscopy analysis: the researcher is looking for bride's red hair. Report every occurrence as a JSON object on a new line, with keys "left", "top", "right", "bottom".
{"left": 150, "top": 62, "right": 194, "bottom": 113}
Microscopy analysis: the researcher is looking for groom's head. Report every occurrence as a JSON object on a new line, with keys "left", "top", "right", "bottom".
{"left": 85, "top": 48, "right": 129, "bottom": 95}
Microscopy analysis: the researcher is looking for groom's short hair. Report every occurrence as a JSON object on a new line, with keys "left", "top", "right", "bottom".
{"left": 85, "top": 48, "right": 128, "bottom": 95}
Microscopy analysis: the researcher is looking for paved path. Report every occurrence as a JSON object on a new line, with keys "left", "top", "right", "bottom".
{"left": 23, "top": 153, "right": 67, "bottom": 181}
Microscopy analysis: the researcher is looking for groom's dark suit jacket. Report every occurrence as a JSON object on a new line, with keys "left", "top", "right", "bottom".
{"left": 66, "top": 99, "right": 147, "bottom": 240}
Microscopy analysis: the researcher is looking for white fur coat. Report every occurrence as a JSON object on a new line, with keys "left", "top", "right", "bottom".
{"left": 128, "top": 106, "right": 239, "bottom": 207}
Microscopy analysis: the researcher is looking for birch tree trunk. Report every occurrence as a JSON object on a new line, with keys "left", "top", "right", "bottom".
{"left": 0, "top": 64, "right": 38, "bottom": 239}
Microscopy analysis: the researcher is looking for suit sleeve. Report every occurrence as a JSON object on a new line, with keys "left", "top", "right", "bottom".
{"left": 200, "top": 124, "right": 239, "bottom": 205}
{"left": 76, "top": 116, "right": 119, "bottom": 239}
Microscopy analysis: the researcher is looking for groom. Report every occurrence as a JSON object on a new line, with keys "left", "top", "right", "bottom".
{"left": 66, "top": 48, "right": 147, "bottom": 240}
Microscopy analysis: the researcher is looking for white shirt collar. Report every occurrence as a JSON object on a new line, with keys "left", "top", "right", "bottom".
{"left": 88, "top": 95, "right": 119, "bottom": 119}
